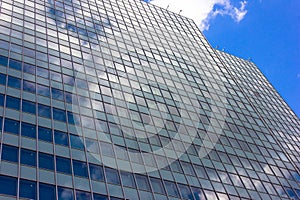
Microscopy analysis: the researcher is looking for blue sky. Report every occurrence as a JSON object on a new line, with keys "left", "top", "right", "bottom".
{"left": 145, "top": 0, "right": 300, "bottom": 118}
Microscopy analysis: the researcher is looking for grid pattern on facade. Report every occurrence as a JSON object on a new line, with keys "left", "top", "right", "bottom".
{"left": 0, "top": 0, "right": 300, "bottom": 199}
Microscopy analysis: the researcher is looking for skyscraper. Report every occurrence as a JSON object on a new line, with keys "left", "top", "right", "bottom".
{"left": 0, "top": 0, "right": 299, "bottom": 199}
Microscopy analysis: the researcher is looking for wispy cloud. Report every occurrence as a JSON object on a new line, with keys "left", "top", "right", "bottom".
{"left": 148, "top": 0, "right": 248, "bottom": 30}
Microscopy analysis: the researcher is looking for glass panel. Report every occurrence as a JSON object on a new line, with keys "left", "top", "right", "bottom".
{"left": 23, "top": 80, "right": 36, "bottom": 93}
{"left": 51, "top": 88, "right": 64, "bottom": 100}
{"left": 121, "top": 171, "right": 135, "bottom": 188}
{"left": 22, "top": 100, "right": 36, "bottom": 114}
{"left": 105, "top": 168, "right": 120, "bottom": 185}
{"left": 53, "top": 108, "right": 66, "bottom": 122}
{"left": 19, "top": 179, "right": 36, "bottom": 199}
{"left": 135, "top": 174, "right": 150, "bottom": 191}
{"left": 89, "top": 164, "right": 104, "bottom": 181}
{"left": 38, "top": 104, "right": 51, "bottom": 118}
{"left": 39, "top": 183, "right": 56, "bottom": 200}
{"left": 93, "top": 194, "right": 108, "bottom": 200}
{"left": 70, "top": 135, "right": 84, "bottom": 150}
{"left": 85, "top": 138, "right": 99, "bottom": 153}
{"left": 38, "top": 126, "right": 53, "bottom": 142}
{"left": 55, "top": 130, "right": 69, "bottom": 146}
{"left": 1, "top": 145, "right": 18, "bottom": 162}
{"left": 39, "top": 152, "right": 54, "bottom": 170}
{"left": 23, "top": 63, "right": 36, "bottom": 75}
{"left": 37, "top": 84, "right": 50, "bottom": 97}
{"left": 73, "top": 160, "right": 88, "bottom": 178}
{"left": 150, "top": 178, "right": 165, "bottom": 194}
{"left": 76, "top": 190, "right": 91, "bottom": 200}
{"left": 58, "top": 187, "right": 74, "bottom": 200}
{"left": 9, "top": 59, "right": 22, "bottom": 70}
{"left": 4, "top": 118, "right": 20, "bottom": 134}
{"left": 21, "top": 122, "right": 36, "bottom": 138}
{"left": 178, "top": 184, "right": 193, "bottom": 199}
{"left": 6, "top": 96, "right": 20, "bottom": 110}
{"left": 0, "top": 55, "right": 8, "bottom": 66}
{"left": 0, "top": 175, "right": 17, "bottom": 196}
{"left": 20, "top": 149, "right": 36, "bottom": 166}
{"left": 56, "top": 156, "right": 71, "bottom": 174}
{"left": 164, "top": 181, "right": 180, "bottom": 197}
{"left": 0, "top": 73, "right": 6, "bottom": 85}
{"left": 8, "top": 76, "right": 21, "bottom": 89}
{"left": 0, "top": 93, "right": 4, "bottom": 106}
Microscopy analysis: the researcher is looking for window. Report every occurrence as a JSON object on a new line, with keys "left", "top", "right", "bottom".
{"left": 105, "top": 168, "right": 120, "bottom": 185}
{"left": 51, "top": 88, "right": 64, "bottom": 100}
{"left": 4, "top": 118, "right": 20, "bottom": 134}
{"left": 8, "top": 76, "right": 21, "bottom": 89}
{"left": 55, "top": 130, "right": 69, "bottom": 146}
{"left": 21, "top": 122, "right": 36, "bottom": 138}
{"left": 89, "top": 164, "right": 104, "bottom": 181}
{"left": 164, "top": 181, "right": 180, "bottom": 197}
{"left": 0, "top": 55, "right": 8, "bottom": 66}
{"left": 93, "top": 194, "right": 108, "bottom": 200}
{"left": 58, "top": 187, "right": 74, "bottom": 200}
{"left": 135, "top": 174, "right": 150, "bottom": 191}
{"left": 39, "top": 183, "right": 56, "bottom": 200}
{"left": 23, "top": 63, "right": 36, "bottom": 75}
{"left": 22, "top": 100, "right": 36, "bottom": 114}
{"left": 9, "top": 59, "right": 22, "bottom": 70}
{"left": 19, "top": 179, "right": 36, "bottom": 199}
{"left": 37, "top": 84, "right": 50, "bottom": 97}
{"left": 6, "top": 96, "right": 20, "bottom": 110}
{"left": 73, "top": 160, "right": 88, "bottom": 178}
{"left": 121, "top": 171, "right": 135, "bottom": 188}
{"left": 150, "top": 178, "right": 165, "bottom": 194}
{"left": 39, "top": 152, "right": 54, "bottom": 170}
{"left": 38, "top": 104, "right": 51, "bottom": 118}
{"left": 70, "top": 135, "right": 84, "bottom": 150}
{"left": 56, "top": 156, "right": 71, "bottom": 174}
{"left": 1, "top": 145, "right": 18, "bottom": 163}
{"left": 20, "top": 149, "right": 36, "bottom": 166}
{"left": 0, "top": 73, "right": 6, "bottom": 85}
{"left": 0, "top": 93, "right": 4, "bottom": 106}
{"left": 0, "top": 175, "right": 17, "bottom": 196}
{"left": 76, "top": 190, "right": 92, "bottom": 200}
{"left": 53, "top": 108, "right": 66, "bottom": 122}
{"left": 23, "top": 80, "right": 36, "bottom": 93}
{"left": 38, "top": 126, "right": 53, "bottom": 142}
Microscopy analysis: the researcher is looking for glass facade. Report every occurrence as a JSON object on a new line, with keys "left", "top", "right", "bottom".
{"left": 0, "top": 0, "right": 299, "bottom": 199}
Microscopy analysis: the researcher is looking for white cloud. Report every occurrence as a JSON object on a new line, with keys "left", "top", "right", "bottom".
{"left": 149, "top": 0, "right": 248, "bottom": 30}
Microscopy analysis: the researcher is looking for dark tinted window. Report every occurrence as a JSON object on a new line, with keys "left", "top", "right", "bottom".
{"left": 1, "top": 145, "right": 18, "bottom": 163}
{"left": 56, "top": 157, "right": 71, "bottom": 174}
{"left": 20, "top": 149, "right": 36, "bottom": 166}
{"left": 19, "top": 179, "right": 36, "bottom": 199}
{"left": 0, "top": 175, "right": 17, "bottom": 196}
{"left": 21, "top": 122, "right": 36, "bottom": 138}
{"left": 23, "top": 63, "right": 36, "bottom": 75}
{"left": 39, "top": 183, "right": 56, "bottom": 200}
{"left": 58, "top": 187, "right": 74, "bottom": 200}
{"left": 76, "top": 190, "right": 91, "bottom": 200}
{"left": 23, "top": 80, "right": 36, "bottom": 93}
{"left": 38, "top": 126, "right": 53, "bottom": 142}
{"left": 89, "top": 164, "right": 104, "bottom": 181}
{"left": 8, "top": 76, "right": 21, "bottom": 89}
{"left": 53, "top": 108, "right": 66, "bottom": 122}
{"left": 73, "top": 160, "right": 88, "bottom": 178}
{"left": 0, "top": 93, "right": 4, "bottom": 106}
{"left": 39, "top": 152, "right": 54, "bottom": 170}
{"left": 9, "top": 59, "right": 22, "bottom": 70}
{"left": 38, "top": 104, "right": 51, "bottom": 118}
{"left": 6, "top": 96, "right": 20, "bottom": 110}
{"left": 0, "top": 73, "right": 6, "bottom": 85}
{"left": 37, "top": 84, "right": 50, "bottom": 97}
{"left": 55, "top": 130, "right": 69, "bottom": 146}
{"left": 4, "top": 118, "right": 19, "bottom": 134}
{"left": 0, "top": 55, "right": 8, "bottom": 66}
{"left": 93, "top": 194, "right": 108, "bottom": 200}
{"left": 22, "top": 100, "right": 36, "bottom": 114}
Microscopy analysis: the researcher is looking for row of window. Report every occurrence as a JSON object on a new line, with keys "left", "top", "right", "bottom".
{"left": 0, "top": 175, "right": 110, "bottom": 200}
